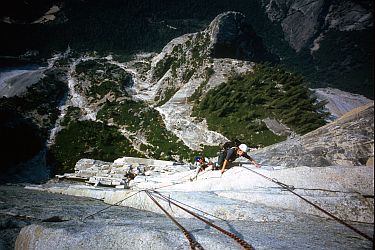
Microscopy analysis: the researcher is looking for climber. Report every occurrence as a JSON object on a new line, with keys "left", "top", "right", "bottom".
{"left": 217, "top": 143, "right": 261, "bottom": 174}
{"left": 190, "top": 156, "right": 214, "bottom": 181}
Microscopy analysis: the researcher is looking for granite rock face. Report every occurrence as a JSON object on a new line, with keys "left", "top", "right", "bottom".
{"left": 122, "top": 12, "right": 270, "bottom": 150}
{"left": 16, "top": 162, "right": 372, "bottom": 249}
{"left": 6, "top": 109, "right": 374, "bottom": 248}
{"left": 313, "top": 87, "right": 373, "bottom": 121}
{"left": 252, "top": 102, "right": 374, "bottom": 167}
{"left": 262, "top": 0, "right": 373, "bottom": 52}
{"left": 207, "top": 11, "right": 277, "bottom": 62}
{"left": 4, "top": 183, "right": 371, "bottom": 250}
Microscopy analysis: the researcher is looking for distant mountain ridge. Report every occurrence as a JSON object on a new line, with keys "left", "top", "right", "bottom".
{"left": 1, "top": 0, "right": 373, "bottom": 98}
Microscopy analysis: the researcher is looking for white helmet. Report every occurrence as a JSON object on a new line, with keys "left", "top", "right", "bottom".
{"left": 238, "top": 144, "right": 248, "bottom": 152}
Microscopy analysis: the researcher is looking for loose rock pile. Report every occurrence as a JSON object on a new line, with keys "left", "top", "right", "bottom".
{"left": 56, "top": 157, "right": 192, "bottom": 188}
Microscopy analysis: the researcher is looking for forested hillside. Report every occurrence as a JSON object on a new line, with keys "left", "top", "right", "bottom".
{"left": 191, "top": 64, "right": 327, "bottom": 147}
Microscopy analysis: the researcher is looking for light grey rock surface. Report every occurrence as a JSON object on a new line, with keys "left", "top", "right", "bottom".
{"left": 0, "top": 68, "right": 45, "bottom": 97}
{"left": 38, "top": 163, "right": 373, "bottom": 223}
{"left": 1, "top": 184, "right": 373, "bottom": 250}
{"left": 252, "top": 103, "right": 374, "bottom": 167}
{"left": 313, "top": 88, "right": 373, "bottom": 120}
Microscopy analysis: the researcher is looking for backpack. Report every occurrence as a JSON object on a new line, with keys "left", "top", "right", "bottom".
{"left": 222, "top": 139, "right": 241, "bottom": 150}
{"left": 218, "top": 139, "right": 241, "bottom": 167}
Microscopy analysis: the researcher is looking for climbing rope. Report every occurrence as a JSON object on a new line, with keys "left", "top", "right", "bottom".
{"left": 81, "top": 190, "right": 142, "bottom": 221}
{"left": 78, "top": 162, "right": 373, "bottom": 248}
{"left": 144, "top": 190, "right": 203, "bottom": 250}
{"left": 241, "top": 165, "right": 373, "bottom": 241}
{"left": 143, "top": 170, "right": 196, "bottom": 191}
{"left": 81, "top": 169, "right": 197, "bottom": 221}
{"left": 152, "top": 191, "right": 255, "bottom": 250}
{"left": 78, "top": 168, "right": 197, "bottom": 223}
{"left": 154, "top": 193, "right": 226, "bottom": 221}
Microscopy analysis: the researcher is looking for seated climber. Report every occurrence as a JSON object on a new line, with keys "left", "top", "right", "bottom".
{"left": 194, "top": 156, "right": 214, "bottom": 172}
{"left": 190, "top": 156, "right": 214, "bottom": 180}
{"left": 217, "top": 143, "right": 261, "bottom": 174}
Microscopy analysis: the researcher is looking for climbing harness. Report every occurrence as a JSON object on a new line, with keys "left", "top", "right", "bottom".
{"left": 241, "top": 165, "right": 373, "bottom": 242}
{"left": 145, "top": 190, "right": 203, "bottom": 250}
{"left": 152, "top": 191, "right": 255, "bottom": 250}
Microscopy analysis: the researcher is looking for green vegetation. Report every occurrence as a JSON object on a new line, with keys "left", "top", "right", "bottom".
{"left": 0, "top": 72, "right": 68, "bottom": 137}
{"left": 60, "top": 107, "right": 81, "bottom": 127}
{"left": 48, "top": 56, "right": 214, "bottom": 173}
{"left": 49, "top": 120, "right": 143, "bottom": 174}
{"left": 188, "top": 66, "right": 215, "bottom": 103}
{"left": 253, "top": 15, "right": 374, "bottom": 99}
{"left": 199, "top": 145, "right": 221, "bottom": 158}
{"left": 156, "top": 85, "right": 180, "bottom": 107}
{"left": 190, "top": 32, "right": 211, "bottom": 66}
{"left": 0, "top": 71, "right": 68, "bottom": 172}
{"left": 154, "top": 56, "right": 175, "bottom": 81}
{"left": 192, "top": 64, "right": 328, "bottom": 147}
{"left": 2, "top": 0, "right": 372, "bottom": 98}
{"left": 153, "top": 31, "right": 212, "bottom": 106}
{"left": 97, "top": 99, "right": 196, "bottom": 161}
{"left": 75, "top": 59, "right": 133, "bottom": 101}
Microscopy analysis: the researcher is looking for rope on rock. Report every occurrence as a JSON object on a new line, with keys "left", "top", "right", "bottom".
{"left": 241, "top": 166, "right": 373, "bottom": 242}
{"left": 144, "top": 190, "right": 203, "bottom": 250}
{"left": 152, "top": 191, "right": 255, "bottom": 250}
{"left": 80, "top": 170, "right": 196, "bottom": 222}
{"left": 154, "top": 193, "right": 226, "bottom": 221}
{"left": 81, "top": 190, "right": 142, "bottom": 221}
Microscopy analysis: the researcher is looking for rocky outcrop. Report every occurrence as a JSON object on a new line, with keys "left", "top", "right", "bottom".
{"left": 313, "top": 87, "right": 373, "bottom": 120}
{"left": 264, "top": 0, "right": 326, "bottom": 52}
{"left": 2, "top": 148, "right": 372, "bottom": 249}
{"left": 262, "top": 0, "right": 373, "bottom": 52}
{"left": 260, "top": 0, "right": 373, "bottom": 99}
{"left": 128, "top": 11, "right": 271, "bottom": 104}
{"left": 252, "top": 102, "right": 374, "bottom": 167}
{"left": 207, "top": 11, "right": 278, "bottom": 62}
{"left": 4, "top": 98, "right": 374, "bottom": 248}
{"left": 0, "top": 67, "right": 44, "bottom": 98}
{"left": 119, "top": 12, "right": 272, "bottom": 149}
{"left": 56, "top": 157, "right": 191, "bottom": 188}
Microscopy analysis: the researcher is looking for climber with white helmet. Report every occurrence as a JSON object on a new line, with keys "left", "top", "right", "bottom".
{"left": 218, "top": 143, "right": 261, "bottom": 174}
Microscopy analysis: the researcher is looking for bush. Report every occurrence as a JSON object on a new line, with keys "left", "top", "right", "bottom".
{"left": 49, "top": 120, "right": 143, "bottom": 174}
{"left": 192, "top": 64, "right": 327, "bottom": 146}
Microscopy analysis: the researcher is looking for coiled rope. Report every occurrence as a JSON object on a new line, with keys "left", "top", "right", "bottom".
{"left": 241, "top": 165, "right": 373, "bottom": 241}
